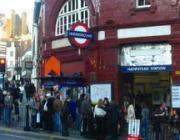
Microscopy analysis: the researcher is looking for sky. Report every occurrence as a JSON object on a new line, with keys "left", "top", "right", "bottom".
{"left": 0, "top": 0, "right": 35, "bottom": 29}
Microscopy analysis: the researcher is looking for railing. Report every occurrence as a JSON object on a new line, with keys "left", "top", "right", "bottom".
{"left": 0, "top": 104, "right": 26, "bottom": 128}
{"left": 148, "top": 122, "right": 179, "bottom": 140}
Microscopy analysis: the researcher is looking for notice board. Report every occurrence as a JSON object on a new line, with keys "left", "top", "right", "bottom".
{"left": 171, "top": 85, "right": 180, "bottom": 108}
{"left": 90, "top": 83, "right": 112, "bottom": 103}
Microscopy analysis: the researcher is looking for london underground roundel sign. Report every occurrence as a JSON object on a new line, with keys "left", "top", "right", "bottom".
{"left": 67, "top": 22, "right": 93, "bottom": 48}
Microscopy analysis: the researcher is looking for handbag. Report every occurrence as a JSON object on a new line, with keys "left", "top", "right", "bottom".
{"left": 36, "top": 112, "right": 40, "bottom": 123}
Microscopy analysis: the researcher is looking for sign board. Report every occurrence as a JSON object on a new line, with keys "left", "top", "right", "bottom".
{"left": 67, "top": 22, "right": 93, "bottom": 48}
{"left": 25, "top": 61, "right": 33, "bottom": 69}
{"left": 121, "top": 43, "right": 172, "bottom": 73}
{"left": 128, "top": 119, "right": 140, "bottom": 137}
{"left": 171, "top": 85, "right": 180, "bottom": 108}
{"left": 175, "top": 71, "right": 180, "bottom": 75}
{"left": 121, "top": 65, "right": 172, "bottom": 73}
{"left": 90, "top": 83, "right": 112, "bottom": 103}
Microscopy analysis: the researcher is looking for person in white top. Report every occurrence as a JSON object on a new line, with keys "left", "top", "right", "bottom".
{"left": 94, "top": 99, "right": 106, "bottom": 140}
{"left": 126, "top": 100, "right": 136, "bottom": 123}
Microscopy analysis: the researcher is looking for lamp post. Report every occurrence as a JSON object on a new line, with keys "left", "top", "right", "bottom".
{"left": 14, "top": 36, "right": 22, "bottom": 81}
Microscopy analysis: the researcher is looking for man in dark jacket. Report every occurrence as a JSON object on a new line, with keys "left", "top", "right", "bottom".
{"left": 80, "top": 95, "right": 94, "bottom": 138}
{"left": 61, "top": 97, "right": 71, "bottom": 136}
{"left": 106, "top": 101, "right": 120, "bottom": 139}
{"left": 24, "top": 80, "right": 36, "bottom": 101}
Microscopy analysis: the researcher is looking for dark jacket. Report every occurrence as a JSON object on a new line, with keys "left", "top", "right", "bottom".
{"left": 81, "top": 99, "right": 93, "bottom": 117}
{"left": 62, "top": 99, "right": 70, "bottom": 118}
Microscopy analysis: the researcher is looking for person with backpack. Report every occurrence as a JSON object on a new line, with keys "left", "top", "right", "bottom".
{"left": 53, "top": 93, "right": 63, "bottom": 132}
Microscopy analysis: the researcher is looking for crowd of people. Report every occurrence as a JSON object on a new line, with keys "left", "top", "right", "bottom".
{"left": 0, "top": 79, "right": 179, "bottom": 140}
{"left": 28, "top": 92, "right": 122, "bottom": 140}
{"left": 125, "top": 97, "right": 180, "bottom": 140}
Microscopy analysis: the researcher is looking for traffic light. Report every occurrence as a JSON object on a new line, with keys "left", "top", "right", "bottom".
{"left": 0, "top": 58, "right": 6, "bottom": 73}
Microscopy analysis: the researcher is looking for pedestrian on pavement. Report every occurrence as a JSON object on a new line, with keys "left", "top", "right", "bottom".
{"left": 140, "top": 102, "right": 150, "bottom": 140}
{"left": 61, "top": 96, "right": 71, "bottom": 136}
{"left": 107, "top": 100, "right": 120, "bottom": 139}
{"left": 53, "top": 92, "right": 63, "bottom": 132}
{"left": 94, "top": 99, "right": 106, "bottom": 140}
{"left": 126, "top": 99, "right": 136, "bottom": 123}
{"left": 29, "top": 94, "right": 38, "bottom": 131}
{"left": 80, "top": 94, "right": 94, "bottom": 138}
{"left": 153, "top": 102, "right": 168, "bottom": 140}
{"left": 24, "top": 79, "right": 36, "bottom": 101}
{"left": 76, "top": 93, "right": 85, "bottom": 132}
{"left": 4, "top": 91, "right": 13, "bottom": 126}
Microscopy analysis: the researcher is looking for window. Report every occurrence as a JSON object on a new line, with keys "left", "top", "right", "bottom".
{"left": 10, "top": 51, "right": 14, "bottom": 57}
{"left": 136, "top": 0, "right": 150, "bottom": 8}
{"left": 10, "top": 61, "right": 13, "bottom": 66}
{"left": 55, "top": 0, "right": 90, "bottom": 36}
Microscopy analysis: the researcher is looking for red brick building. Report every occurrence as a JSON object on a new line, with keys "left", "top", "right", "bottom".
{"left": 37, "top": 0, "right": 180, "bottom": 105}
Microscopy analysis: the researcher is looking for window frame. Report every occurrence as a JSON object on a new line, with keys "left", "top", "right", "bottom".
{"left": 136, "top": 0, "right": 151, "bottom": 9}
{"left": 55, "top": 0, "right": 90, "bottom": 36}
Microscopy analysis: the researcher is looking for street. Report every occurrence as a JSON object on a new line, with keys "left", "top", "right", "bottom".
{"left": 0, "top": 134, "right": 43, "bottom": 140}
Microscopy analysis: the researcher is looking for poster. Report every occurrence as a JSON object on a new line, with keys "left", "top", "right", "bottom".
{"left": 90, "top": 83, "right": 112, "bottom": 103}
{"left": 171, "top": 85, "right": 180, "bottom": 108}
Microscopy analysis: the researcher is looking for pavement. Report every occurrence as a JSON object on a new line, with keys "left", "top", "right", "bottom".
{"left": 0, "top": 126, "right": 127, "bottom": 140}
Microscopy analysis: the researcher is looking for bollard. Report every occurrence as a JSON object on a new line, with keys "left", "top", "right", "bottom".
{"left": 24, "top": 104, "right": 30, "bottom": 131}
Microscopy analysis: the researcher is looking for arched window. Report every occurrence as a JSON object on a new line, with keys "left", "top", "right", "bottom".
{"left": 55, "top": 0, "right": 90, "bottom": 36}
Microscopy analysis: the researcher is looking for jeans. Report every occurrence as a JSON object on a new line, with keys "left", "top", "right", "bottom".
{"left": 4, "top": 106, "right": 12, "bottom": 126}
{"left": 140, "top": 119, "right": 149, "bottom": 140}
{"left": 61, "top": 115, "right": 69, "bottom": 136}
{"left": 53, "top": 112, "right": 62, "bottom": 132}
{"left": 174, "top": 134, "right": 180, "bottom": 140}
{"left": 75, "top": 112, "right": 81, "bottom": 130}
{"left": 31, "top": 114, "right": 36, "bottom": 129}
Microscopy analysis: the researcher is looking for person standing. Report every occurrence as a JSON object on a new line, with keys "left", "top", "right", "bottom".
{"left": 108, "top": 101, "right": 120, "bottom": 139}
{"left": 61, "top": 97, "right": 71, "bottom": 136}
{"left": 153, "top": 102, "right": 168, "bottom": 140}
{"left": 29, "top": 94, "right": 37, "bottom": 131}
{"left": 24, "top": 80, "right": 36, "bottom": 101}
{"left": 4, "top": 91, "right": 13, "bottom": 126}
{"left": 126, "top": 99, "right": 136, "bottom": 123}
{"left": 53, "top": 93, "right": 63, "bottom": 132}
{"left": 140, "top": 103, "right": 150, "bottom": 140}
{"left": 94, "top": 99, "right": 106, "bottom": 140}
{"left": 80, "top": 94, "right": 93, "bottom": 138}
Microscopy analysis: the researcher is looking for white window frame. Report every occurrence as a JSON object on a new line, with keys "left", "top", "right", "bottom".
{"left": 136, "top": 0, "right": 151, "bottom": 8}
{"left": 55, "top": 0, "right": 90, "bottom": 36}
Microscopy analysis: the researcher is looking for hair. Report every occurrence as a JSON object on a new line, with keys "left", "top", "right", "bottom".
{"left": 97, "top": 99, "right": 104, "bottom": 108}
{"left": 104, "top": 97, "right": 109, "bottom": 105}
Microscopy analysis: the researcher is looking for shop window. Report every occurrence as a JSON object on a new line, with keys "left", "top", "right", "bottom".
{"left": 136, "top": 0, "right": 150, "bottom": 8}
{"left": 55, "top": 0, "right": 90, "bottom": 36}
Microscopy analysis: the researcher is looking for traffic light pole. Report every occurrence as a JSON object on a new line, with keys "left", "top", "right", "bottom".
{"left": 2, "top": 73, "right": 4, "bottom": 90}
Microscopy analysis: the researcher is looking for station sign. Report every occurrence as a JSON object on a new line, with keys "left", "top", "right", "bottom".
{"left": 121, "top": 65, "right": 172, "bottom": 73}
{"left": 66, "top": 22, "right": 93, "bottom": 48}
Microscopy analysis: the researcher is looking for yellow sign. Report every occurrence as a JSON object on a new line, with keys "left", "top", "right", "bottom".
{"left": 175, "top": 71, "right": 180, "bottom": 75}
